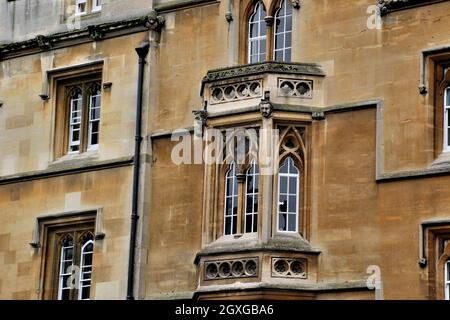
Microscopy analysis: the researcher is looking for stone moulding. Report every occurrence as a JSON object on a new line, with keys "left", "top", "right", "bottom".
{"left": 29, "top": 209, "right": 105, "bottom": 250}
{"left": 0, "top": 11, "right": 165, "bottom": 61}
{"left": 194, "top": 279, "right": 371, "bottom": 297}
{"left": 155, "top": 0, "right": 219, "bottom": 13}
{"left": 0, "top": 156, "right": 133, "bottom": 186}
{"left": 377, "top": 0, "right": 450, "bottom": 15}
{"left": 200, "top": 61, "right": 325, "bottom": 96}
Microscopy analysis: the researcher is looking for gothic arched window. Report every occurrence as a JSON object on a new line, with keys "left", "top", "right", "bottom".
{"left": 65, "top": 79, "right": 102, "bottom": 155}
{"left": 277, "top": 157, "right": 300, "bottom": 232}
{"left": 248, "top": 1, "right": 267, "bottom": 63}
{"left": 245, "top": 0, "right": 294, "bottom": 63}
{"left": 274, "top": 0, "right": 293, "bottom": 62}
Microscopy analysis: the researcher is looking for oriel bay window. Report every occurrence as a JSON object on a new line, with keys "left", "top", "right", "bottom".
{"left": 54, "top": 73, "right": 102, "bottom": 158}
{"left": 243, "top": 0, "right": 293, "bottom": 63}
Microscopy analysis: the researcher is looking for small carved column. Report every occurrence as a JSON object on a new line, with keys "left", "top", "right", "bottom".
{"left": 264, "top": 16, "right": 274, "bottom": 62}
{"left": 236, "top": 173, "right": 246, "bottom": 235}
{"left": 259, "top": 98, "right": 275, "bottom": 242}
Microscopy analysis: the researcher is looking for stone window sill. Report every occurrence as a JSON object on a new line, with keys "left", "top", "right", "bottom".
{"left": 430, "top": 152, "right": 450, "bottom": 168}
{"left": 51, "top": 150, "right": 100, "bottom": 167}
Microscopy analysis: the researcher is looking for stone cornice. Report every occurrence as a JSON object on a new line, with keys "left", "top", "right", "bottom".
{"left": 0, "top": 11, "right": 164, "bottom": 61}
{"left": 201, "top": 61, "right": 325, "bottom": 96}
{"left": 377, "top": 0, "right": 450, "bottom": 15}
{"left": 154, "top": 0, "right": 219, "bottom": 13}
{"left": 0, "top": 156, "right": 133, "bottom": 185}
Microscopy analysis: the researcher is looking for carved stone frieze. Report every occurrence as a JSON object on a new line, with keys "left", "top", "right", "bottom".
{"left": 204, "top": 258, "right": 259, "bottom": 280}
{"left": 271, "top": 257, "right": 307, "bottom": 279}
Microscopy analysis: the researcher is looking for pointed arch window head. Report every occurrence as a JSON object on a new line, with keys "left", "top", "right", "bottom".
{"left": 224, "top": 162, "right": 239, "bottom": 235}
{"left": 248, "top": 1, "right": 267, "bottom": 63}
{"left": 274, "top": 0, "right": 293, "bottom": 62}
{"left": 245, "top": 159, "right": 259, "bottom": 233}
{"left": 277, "top": 157, "right": 300, "bottom": 233}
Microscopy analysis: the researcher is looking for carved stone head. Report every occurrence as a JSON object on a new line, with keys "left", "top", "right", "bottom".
{"left": 259, "top": 99, "right": 273, "bottom": 118}
{"left": 145, "top": 10, "right": 165, "bottom": 32}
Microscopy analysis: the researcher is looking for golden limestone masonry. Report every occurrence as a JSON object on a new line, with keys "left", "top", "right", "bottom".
{"left": 1, "top": 0, "right": 450, "bottom": 300}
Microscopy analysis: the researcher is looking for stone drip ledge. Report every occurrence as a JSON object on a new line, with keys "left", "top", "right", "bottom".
{"left": 194, "top": 236, "right": 321, "bottom": 265}
{"left": 194, "top": 279, "right": 371, "bottom": 294}
{"left": 376, "top": 165, "right": 450, "bottom": 182}
{"left": 0, "top": 156, "right": 133, "bottom": 186}
{"left": 206, "top": 99, "right": 380, "bottom": 119}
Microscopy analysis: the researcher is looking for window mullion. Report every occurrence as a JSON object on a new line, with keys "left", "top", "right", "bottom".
{"left": 81, "top": 83, "right": 89, "bottom": 153}
{"left": 236, "top": 170, "right": 245, "bottom": 235}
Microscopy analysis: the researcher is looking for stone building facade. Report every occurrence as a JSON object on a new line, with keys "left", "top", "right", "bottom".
{"left": 1, "top": 0, "right": 450, "bottom": 300}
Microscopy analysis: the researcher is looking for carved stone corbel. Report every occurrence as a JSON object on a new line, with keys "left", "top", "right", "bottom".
{"left": 225, "top": 12, "right": 233, "bottom": 22}
{"left": 142, "top": 10, "right": 165, "bottom": 32}
{"left": 312, "top": 111, "right": 325, "bottom": 120}
{"left": 36, "top": 35, "right": 52, "bottom": 49}
{"left": 377, "top": 0, "right": 389, "bottom": 15}
{"left": 259, "top": 99, "right": 273, "bottom": 118}
{"left": 291, "top": 0, "right": 301, "bottom": 9}
{"left": 418, "top": 85, "right": 428, "bottom": 95}
{"left": 88, "top": 25, "right": 105, "bottom": 41}
{"left": 193, "top": 110, "right": 208, "bottom": 137}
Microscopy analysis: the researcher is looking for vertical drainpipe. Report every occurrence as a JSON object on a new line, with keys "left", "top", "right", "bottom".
{"left": 127, "top": 41, "right": 150, "bottom": 300}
